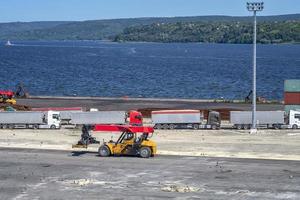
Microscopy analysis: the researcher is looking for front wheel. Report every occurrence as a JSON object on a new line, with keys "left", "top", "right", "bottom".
{"left": 211, "top": 124, "right": 217, "bottom": 130}
{"left": 98, "top": 145, "right": 111, "bottom": 157}
{"left": 139, "top": 147, "right": 152, "bottom": 158}
{"left": 50, "top": 125, "right": 56, "bottom": 129}
{"left": 193, "top": 124, "right": 199, "bottom": 130}
{"left": 292, "top": 124, "right": 298, "bottom": 129}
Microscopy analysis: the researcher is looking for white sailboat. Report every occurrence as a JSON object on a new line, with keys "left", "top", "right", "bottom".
{"left": 5, "top": 40, "right": 12, "bottom": 46}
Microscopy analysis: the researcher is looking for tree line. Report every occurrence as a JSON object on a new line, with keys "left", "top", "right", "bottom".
{"left": 114, "top": 21, "right": 300, "bottom": 44}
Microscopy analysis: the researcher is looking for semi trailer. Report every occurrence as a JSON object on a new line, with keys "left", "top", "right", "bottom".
{"left": 69, "top": 110, "right": 143, "bottom": 126}
{"left": 230, "top": 110, "right": 300, "bottom": 129}
{"left": 151, "top": 109, "right": 300, "bottom": 130}
{"left": 0, "top": 111, "right": 61, "bottom": 129}
{"left": 152, "top": 110, "right": 220, "bottom": 130}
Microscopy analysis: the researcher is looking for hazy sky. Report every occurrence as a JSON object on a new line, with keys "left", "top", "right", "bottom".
{"left": 1, "top": 0, "right": 299, "bottom": 22}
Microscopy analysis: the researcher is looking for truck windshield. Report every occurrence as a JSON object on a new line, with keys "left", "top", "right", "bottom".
{"left": 52, "top": 114, "right": 60, "bottom": 120}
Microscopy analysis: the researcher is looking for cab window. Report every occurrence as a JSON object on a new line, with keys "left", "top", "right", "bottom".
{"left": 52, "top": 114, "right": 60, "bottom": 120}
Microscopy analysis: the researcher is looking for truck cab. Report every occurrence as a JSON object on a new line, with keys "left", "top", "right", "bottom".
{"left": 40, "top": 111, "right": 61, "bottom": 129}
{"left": 288, "top": 110, "right": 300, "bottom": 129}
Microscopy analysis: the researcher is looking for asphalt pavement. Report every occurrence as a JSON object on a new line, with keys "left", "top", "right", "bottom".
{"left": 18, "top": 96, "right": 283, "bottom": 111}
{"left": 0, "top": 148, "right": 299, "bottom": 200}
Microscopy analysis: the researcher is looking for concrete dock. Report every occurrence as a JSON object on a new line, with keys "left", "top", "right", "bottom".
{"left": 18, "top": 96, "right": 283, "bottom": 111}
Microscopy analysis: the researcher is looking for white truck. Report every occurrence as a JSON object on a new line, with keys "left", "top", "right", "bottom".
{"left": 151, "top": 110, "right": 221, "bottom": 130}
{"left": 0, "top": 111, "right": 61, "bottom": 129}
{"left": 230, "top": 110, "right": 300, "bottom": 129}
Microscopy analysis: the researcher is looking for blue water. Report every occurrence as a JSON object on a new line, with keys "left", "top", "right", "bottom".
{"left": 0, "top": 41, "right": 299, "bottom": 100}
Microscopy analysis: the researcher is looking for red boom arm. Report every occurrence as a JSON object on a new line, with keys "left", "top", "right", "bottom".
{"left": 93, "top": 125, "right": 154, "bottom": 134}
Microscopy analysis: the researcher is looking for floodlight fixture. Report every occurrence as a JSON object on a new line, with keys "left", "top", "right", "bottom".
{"left": 247, "top": 2, "right": 264, "bottom": 12}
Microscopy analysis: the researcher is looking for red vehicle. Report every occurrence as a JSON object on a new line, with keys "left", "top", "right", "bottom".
{"left": 128, "top": 110, "right": 143, "bottom": 126}
{"left": 0, "top": 90, "right": 14, "bottom": 98}
{"left": 0, "top": 90, "right": 16, "bottom": 104}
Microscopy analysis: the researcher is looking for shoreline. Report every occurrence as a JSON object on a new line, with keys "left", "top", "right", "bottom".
{"left": 24, "top": 95, "right": 283, "bottom": 104}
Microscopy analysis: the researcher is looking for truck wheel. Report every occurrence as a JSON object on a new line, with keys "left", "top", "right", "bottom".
{"left": 243, "top": 125, "right": 249, "bottom": 130}
{"left": 139, "top": 147, "right": 151, "bottom": 158}
{"left": 162, "top": 124, "right": 169, "bottom": 130}
{"left": 155, "top": 124, "right": 162, "bottom": 129}
{"left": 50, "top": 125, "right": 56, "bottom": 129}
{"left": 193, "top": 124, "right": 199, "bottom": 130}
{"left": 292, "top": 124, "right": 298, "bottom": 129}
{"left": 169, "top": 124, "right": 175, "bottom": 130}
{"left": 211, "top": 124, "right": 217, "bottom": 130}
{"left": 98, "top": 145, "right": 111, "bottom": 157}
{"left": 273, "top": 124, "right": 279, "bottom": 130}
{"left": 236, "top": 124, "right": 242, "bottom": 130}
{"left": 33, "top": 125, "right": 39, "bottom": 129}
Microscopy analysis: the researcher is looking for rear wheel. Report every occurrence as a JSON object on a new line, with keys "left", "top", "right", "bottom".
{"left": 98, "top": 145, "right": 111, "bottom": 157}
{"left": 243, "top": 125, "right": 249, "bottom": 130}
{"left": 162, "top": 124, "right": 169, "bottom": 130}
{"left": 139, "top": 147, "right": 151, "bottom": 158}
{"left": 236, "top": 124, "right": 242, "bottom": 130}
{"left": 155, "top": 124, "right": 162, "bottom": 129}
{"left": 273, "top": 124, "right": 280, "bottom": 130}
{"left": 169, "top": 124, "right": 175, "bottom": 130}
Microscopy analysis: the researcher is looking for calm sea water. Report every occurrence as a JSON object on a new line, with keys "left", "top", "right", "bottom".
{"left": 0, "top": 41, "right": 299, "bottom": 100}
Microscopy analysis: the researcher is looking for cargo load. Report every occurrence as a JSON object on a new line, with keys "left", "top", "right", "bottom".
{"left": 230, "top": 111, "right": 285, "bottom": 129}
{"left": 70, "top": 111, "right": 127, "bottom": 125}
{"left": 151, "top": 110, "right": 220, "bottom": 129}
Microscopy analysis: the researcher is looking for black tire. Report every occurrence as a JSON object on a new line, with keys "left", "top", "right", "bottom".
{"left": 33, "top": 125, "right": 39, "bottom": 129}
{"left": 193, "top": 124, "right": 199, "bottom": 130}
{"left": 50, "top": 125, "right": 56, "bottom": 129}
{"left": 236, "top": 124, "right": 242, "bottom": 130}
{"left": 211, "top": 124, "right": 217, "bottom": 130}
{"left": 139, "top": 146, "right": 152, "bottom": 158}
{"left": 243, "top": 125, "right": 249, "bottom": 130}
{"left": 155, "top": 124, "right": 162, "bottom": 129}
{"left": 98, "top": 145, "right": 111, "bottom": 157}
{"left": 292, "top": 124, "right": 298, "bottom": 129}
{"left": 169, "top": 124, "right": 176, "bottom": 130}
{"left": 162, "top": 124, "right": 169, "bottom": 130}
{"left": 273, "top": 124, "right": 279, "bottom": 130}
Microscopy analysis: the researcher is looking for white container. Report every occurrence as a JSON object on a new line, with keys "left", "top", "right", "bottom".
{"left": 70, "top": 111, "right": 127, "bottom": 125}
{"left": 151, "top": 110, "right": 203, "bottom": 124}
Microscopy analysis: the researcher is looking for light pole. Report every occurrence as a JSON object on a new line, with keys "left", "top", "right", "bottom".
{"left": 247, "top": 2, "right": 264, "bottom": 133}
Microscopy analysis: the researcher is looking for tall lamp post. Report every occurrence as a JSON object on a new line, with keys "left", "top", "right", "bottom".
{"left": 247, "top": 2, "right": 264, "bottom": 133}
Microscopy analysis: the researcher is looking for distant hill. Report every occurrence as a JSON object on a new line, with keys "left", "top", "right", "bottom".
{"left": 1, "top": 14, "right": 300, "bottom": 43}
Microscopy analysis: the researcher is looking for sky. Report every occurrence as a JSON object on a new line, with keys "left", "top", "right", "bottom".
{"left": 0, "top": 0, "right": 299, "bottom": 22}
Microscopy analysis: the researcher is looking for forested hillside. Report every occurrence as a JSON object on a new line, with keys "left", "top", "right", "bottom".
{"left": 1, "top": 14, "right": 299, "bottom": 43}
{"left": 114, "top": 21, "right": 300, "bottom": 44}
